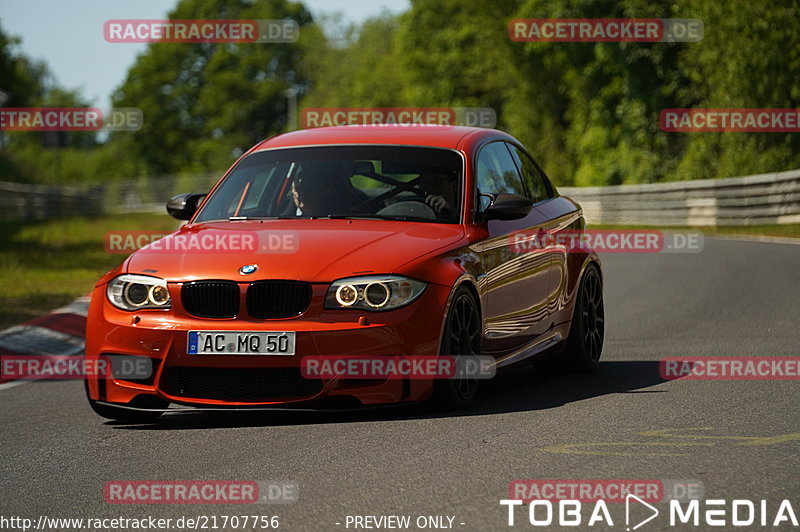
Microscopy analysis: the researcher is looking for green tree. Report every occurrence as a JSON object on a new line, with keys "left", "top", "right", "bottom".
{"left": 0, "top": 22, "right": 102, "bottom": 183}
{"left": 397, "top": 0, "right": 519, "bottom": 111}
{"left": 673, "top": 0, "right": 800, "bottom": 179}
{"left": 0, "top": 22, "right": 48, "bottom": 108}
{"left": 302, "top": 12, "right": 407, "bottom": 108}
{"left": 111, "top": 0, "right": 322, "bottom": 176}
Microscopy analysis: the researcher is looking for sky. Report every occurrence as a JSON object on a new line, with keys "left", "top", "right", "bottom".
{"left": 0, "top": 0, "right": 409, "bottom": 109}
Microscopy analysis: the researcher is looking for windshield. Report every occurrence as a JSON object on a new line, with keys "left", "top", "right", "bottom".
{"left": 194, "top": 146, "right": 463, "bottom": 224}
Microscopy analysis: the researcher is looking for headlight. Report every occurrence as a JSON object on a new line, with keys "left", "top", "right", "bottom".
{"left": 106, "top": 274, "right": 171, "bottom": 311}
{"left": 325, "top": 275, "right": 426, "bottom": 311}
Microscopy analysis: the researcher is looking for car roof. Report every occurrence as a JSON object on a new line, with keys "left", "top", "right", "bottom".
{"left": 251, "top": 124, "right": 503, "bottom": 152}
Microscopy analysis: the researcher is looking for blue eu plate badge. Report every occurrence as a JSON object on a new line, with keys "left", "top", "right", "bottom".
{"left": 188, "top": 331, "right": 199, "bottom": 354}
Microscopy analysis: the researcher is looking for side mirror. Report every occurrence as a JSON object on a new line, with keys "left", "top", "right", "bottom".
{"left": 482, "top": 193, "right": 533, "bottom": 221}
{"left": 166, "top": 193, "right": 206, "bottom": 220}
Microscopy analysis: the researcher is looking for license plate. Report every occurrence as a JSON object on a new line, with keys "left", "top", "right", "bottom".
{"left": 187, "top": 331, "right": 295, "bottom": 356}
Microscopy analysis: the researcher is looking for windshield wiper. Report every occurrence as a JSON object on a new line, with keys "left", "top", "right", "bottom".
{"left": 227, "top": 216, "right": 295, "bottom": 221}
{"left": 324, "top": 214, "right": 439, "bottom": 222}
{"left": 324, "top": 214, "right": 388, "bottom": 220}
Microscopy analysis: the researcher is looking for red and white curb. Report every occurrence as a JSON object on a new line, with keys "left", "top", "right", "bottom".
{"left": 0, "top": 296, "right": 89, "bottom": 389}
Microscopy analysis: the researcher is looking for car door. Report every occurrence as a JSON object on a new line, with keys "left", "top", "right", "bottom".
{"left": 473, "top": 141, "right": 553, "bottom": 355}
{"left": 507, "top": 142, "right": 580, "bottom": 317}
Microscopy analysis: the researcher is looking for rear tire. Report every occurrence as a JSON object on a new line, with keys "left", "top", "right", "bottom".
{"left": 561, "top": 264, "right": 604, "bottom": 371}
{"left": 84, "top": 379, "right": 166, "bottom": 423}
{"left": 434, "top": 287, "right": 481, "bottom": 409}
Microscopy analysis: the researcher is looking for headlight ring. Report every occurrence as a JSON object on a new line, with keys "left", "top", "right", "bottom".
{"left": 106, "top": 274, "right": 171, "bottom": 311}
{"left": 325, "top": 275, "right": 426, "bottom": 312}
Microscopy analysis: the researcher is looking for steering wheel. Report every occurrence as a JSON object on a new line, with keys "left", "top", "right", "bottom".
{"left": 364, "top": 181, "right": 429, "bottom": 207}
{"left": 376, "top": 197, "right": 438, "bottom": 220}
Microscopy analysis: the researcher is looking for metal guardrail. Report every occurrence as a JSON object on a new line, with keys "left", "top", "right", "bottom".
{"left": 0, "top": 174, "right": 218, "bottom": 221}
{"left": 1, "top": 169, "right": 798, "bottom": 225}
{"left": 560, "top": 169, "right": 800, "bottom": 226}
{"left": 0, "top": 180, "right": 104, "bottom": 221}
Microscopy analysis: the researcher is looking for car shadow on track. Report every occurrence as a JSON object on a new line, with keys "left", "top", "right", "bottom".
{"left": 109, "top": 360, "right": 667, "bottom": 431}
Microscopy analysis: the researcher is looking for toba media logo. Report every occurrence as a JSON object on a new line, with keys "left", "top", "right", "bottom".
{"left": 500, "top": 499, "right": 798, "bottom": 529}
{"left": 500, "top": 481, "right": 797, "bottom": 529}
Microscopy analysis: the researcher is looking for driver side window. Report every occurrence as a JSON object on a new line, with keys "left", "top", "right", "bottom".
{"left": 506, "top": 143, "right": 553, "bottom": 204}
{"left": 475, "top": 141, "right": 526, "bottom": 211}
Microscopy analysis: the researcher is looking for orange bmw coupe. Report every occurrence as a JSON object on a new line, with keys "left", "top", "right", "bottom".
{"left": 85, "top": 125, "right": 603, "bottom": 422}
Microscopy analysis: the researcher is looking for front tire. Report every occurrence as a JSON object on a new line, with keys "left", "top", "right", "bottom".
{"left": 562, "top": 264, "right": 604, "bottom": 371}
{"left": 434, "top": 286, "right": 481, "bottom": 409}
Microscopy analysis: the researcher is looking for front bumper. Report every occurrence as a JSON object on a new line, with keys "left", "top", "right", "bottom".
{"left": 85, "top": 281, "right": 450, "bottom": 408}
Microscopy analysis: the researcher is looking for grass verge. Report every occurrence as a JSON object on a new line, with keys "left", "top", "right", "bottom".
{"left": 0, "top": 214, "right": 178, "bottom": 330}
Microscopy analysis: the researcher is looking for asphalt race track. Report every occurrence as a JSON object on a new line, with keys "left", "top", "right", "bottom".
{"left": 1, "top": 237, "right": 798, "bottom": 531}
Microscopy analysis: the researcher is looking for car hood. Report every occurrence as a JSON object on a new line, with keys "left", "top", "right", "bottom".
{"left": 124, "top": 219, "right": 465, "bottom": 283}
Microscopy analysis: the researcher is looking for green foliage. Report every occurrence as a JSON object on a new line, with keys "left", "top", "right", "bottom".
{"left": 398, "top": 0, "right": 519, "bottom": 108}
{"left": 519, "top": 0, "right": 800, "bottom": 184}
{"left": 303, "top": 12, "right": 406, "bottom": 107}
{"left": 0, "top": 22, "right": 48, "bottom": 108}
{"left": 110, "top": 0, "right": 320, "bottom": 176}
{"left": 0, "top": 23, "right": 109, "bottom": 183}
{"left": 1, "top": 0, "right": 799, "bottom": 186}
{"left": 306, "top": 0, "right": 800, "bottom": 186}
{"left": 672, "top": 0, "right": 800, "bottom": 180}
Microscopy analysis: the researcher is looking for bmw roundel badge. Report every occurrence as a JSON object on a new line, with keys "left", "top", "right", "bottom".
{"left": 239, "top": 264, "right": 258, "bottom": 275}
